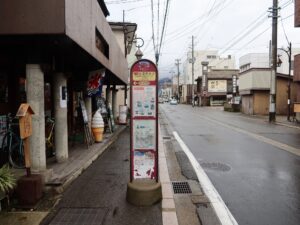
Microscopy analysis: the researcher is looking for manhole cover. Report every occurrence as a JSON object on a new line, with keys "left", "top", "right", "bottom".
{"left": 49, "top": 208, "right": 108, "bottom": 225}
{"left": 200, "top": 161, "right": 231, "bottom": 172}
{"left": 172, "top": 181, "right": 192, "bottom": 194}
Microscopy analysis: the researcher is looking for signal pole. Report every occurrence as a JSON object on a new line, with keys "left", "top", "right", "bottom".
{"left": 175, "top": 59, "right": 181, "bottom": 102}
{"left": 269, "top": 0, "right": 279, "bottom": 122}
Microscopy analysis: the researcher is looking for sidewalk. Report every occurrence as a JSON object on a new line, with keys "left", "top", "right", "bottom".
{"left": 242, "top": 114, "right": 300, "bottom": 129}
{"left": 0, "top": 125, "right": 177, "bottom": 225}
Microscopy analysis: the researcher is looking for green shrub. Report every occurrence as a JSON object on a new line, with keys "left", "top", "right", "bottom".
{"left": 0, "top": 165, "right": 16, "bottom": 193}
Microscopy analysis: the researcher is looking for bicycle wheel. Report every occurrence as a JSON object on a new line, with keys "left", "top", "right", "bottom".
{"left": 6, "top": 133, "right": 25, "bottom": 169}
{"left": 0, "top": 133, "right": 9, "bottom": 166}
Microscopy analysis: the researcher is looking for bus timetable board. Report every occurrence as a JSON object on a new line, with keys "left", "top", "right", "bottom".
{"left": 130, "top": 59, "right": 158, "bottom": 181}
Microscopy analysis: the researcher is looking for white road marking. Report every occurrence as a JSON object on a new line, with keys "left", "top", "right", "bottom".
{"left": 173, "top": 131, "right": 238, "bottom": 225}
{"left": 200, "top": 115, "right": 300, "bottom": 157}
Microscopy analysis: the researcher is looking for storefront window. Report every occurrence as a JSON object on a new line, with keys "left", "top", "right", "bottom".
{"left": 19, "top": 77, "right": 26, "bottom": 103}
{"left": 0, "top": 72, "right": 8, "bottom": 103}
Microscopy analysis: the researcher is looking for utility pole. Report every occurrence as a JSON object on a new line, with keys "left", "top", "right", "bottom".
{"left": 269, "top": 0, "right": 279, "bottom": 122}
{"left": 287, "top": 42, "right": 292, "bottom": 121}
{"left": 191, "top": 36, "right": 195, "bottom": 107}
{"left": 175, "top": 59, "right": 181, "bottom": 102}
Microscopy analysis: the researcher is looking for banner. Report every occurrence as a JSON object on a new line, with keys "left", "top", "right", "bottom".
{"left": 87, "top": 69, "right": 105, "bottom": 96}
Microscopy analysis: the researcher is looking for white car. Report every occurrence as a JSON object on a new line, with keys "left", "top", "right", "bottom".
{"left": 170, "top": 99, "right": 178, "bottom": 105}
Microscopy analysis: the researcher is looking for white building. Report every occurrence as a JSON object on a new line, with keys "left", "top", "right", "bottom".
{"left": 239, "top": 49, "right": 300, "bottom": 74}
{"left": 239, "top": 53, "right": 269, "bottom": 72}
{"left": 183, "top": 50, "right": 236, "bottom": 85}
{"left": 238, "top": 50, "right": 300, "bottom": 115}
{"left": 181, "top": 50, "right": 236, "bottom": 103}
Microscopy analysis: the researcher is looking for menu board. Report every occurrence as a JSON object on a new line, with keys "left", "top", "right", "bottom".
{"left": 130, "top": 59, "right": 158, "bottom": 180}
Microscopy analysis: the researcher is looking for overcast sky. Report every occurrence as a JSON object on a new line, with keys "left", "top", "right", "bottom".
{"left": 105, "top": 0, "right": 299, "bottom": 78}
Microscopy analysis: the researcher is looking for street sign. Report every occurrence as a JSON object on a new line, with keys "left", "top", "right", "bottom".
{"left": 130, "top": 59, "right": 158, "bottom": 181}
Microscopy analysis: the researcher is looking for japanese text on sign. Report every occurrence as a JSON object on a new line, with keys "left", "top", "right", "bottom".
{"left": 133, "top": 72, "right": 156, "bottom": 81}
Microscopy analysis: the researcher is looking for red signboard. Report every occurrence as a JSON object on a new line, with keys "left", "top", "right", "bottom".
{"left": 130, "top": 59, "right": 158, "bottom": 181}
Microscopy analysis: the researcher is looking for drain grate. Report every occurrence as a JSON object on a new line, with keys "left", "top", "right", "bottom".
{"left": 172, "top": 181, "right": 192, "bottom": 194}
{"left": 200, "top": 161, "right": 231, "bottom": 172}
{"left": 49, "top": 208, "right": 108, "bottom": 225}
{"left": 163, "top": 136, "right": 171, "bottom": 140}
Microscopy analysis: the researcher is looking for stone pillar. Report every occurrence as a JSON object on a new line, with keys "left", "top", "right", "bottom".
{"left": 26, "top": 64, "right": 46, "bottom": 172}
{"left": 112, "top": 86, "right": 118, "bottom": 120}
{"left": 53, "top": 73, "right": 68, "bottom": 162}
{"left": 85, "top": 97, "right": 92, "bottom": 130}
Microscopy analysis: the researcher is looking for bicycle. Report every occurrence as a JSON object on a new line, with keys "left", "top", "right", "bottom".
{"left": 1, "top": 114, "right": 24, "bottom": 169}
{"left": 45, "top": 116, "right": 55, "bottom": 157}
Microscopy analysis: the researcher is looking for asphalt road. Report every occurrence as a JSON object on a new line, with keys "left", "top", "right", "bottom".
{"left": 160, "top": 104, "right": 300, "bottom": 225}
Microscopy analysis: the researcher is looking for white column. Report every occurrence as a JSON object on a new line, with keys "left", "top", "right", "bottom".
{"left": 53, "top": 73, "right": 68, "bottom": 162}
{"left": 26, "top": 64, "right": 46, "bottom": 172}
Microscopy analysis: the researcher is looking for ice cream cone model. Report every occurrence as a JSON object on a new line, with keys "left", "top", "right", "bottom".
{"left": 92, "top": 110, "right": 104, "bottom": 142}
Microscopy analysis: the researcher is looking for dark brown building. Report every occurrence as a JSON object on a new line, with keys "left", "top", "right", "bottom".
{"left": 294, "top": 0, "right": 300, "bottom": 119}
{"left": 196, "top": 69, "right": 239, "bottom": 106}
{"left": 0, "top": 0, "right": 135, "bottom": 173}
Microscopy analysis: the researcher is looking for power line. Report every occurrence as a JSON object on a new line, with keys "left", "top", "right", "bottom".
{"left": 218, "top": 0, "right": 292, "bottom": 54}
{"left": 105, "top": 0, "right": 145, "bottom": 4}
{"left": 151, "top": 0, "right": 156, "bottom": 56}
{"left": 158, "top": 0, "right": 171, "bottom": 60}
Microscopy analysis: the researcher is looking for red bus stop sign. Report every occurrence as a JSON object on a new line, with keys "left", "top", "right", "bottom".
{"left": 130, "top": 59, "right": 158, "bottom": 181}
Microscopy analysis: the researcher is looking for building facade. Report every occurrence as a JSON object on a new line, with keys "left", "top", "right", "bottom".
{"left": 196, "top": 69, "right": 239, "bottom": 106}
{"left": 0, "top": 0, "right": 135, "bottom": 177}
{"left": 181, "top": 50, "right": 236, "bottom": 103}
{"left": 239, "top": 53, "right": 297, "bottom": 115}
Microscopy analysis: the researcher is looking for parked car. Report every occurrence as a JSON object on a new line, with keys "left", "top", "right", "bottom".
{"left": 159, "top": 98, "right": 164, "bottom": 103}
{"left": 170, "top": 99, "right": 178, "bottom": 105}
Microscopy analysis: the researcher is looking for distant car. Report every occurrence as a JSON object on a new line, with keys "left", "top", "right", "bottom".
{"left": 159, "top": 98, "right": 164, "bottom": 103}
{"left": 170, "top": 99, "right": 178, "bottom": 105}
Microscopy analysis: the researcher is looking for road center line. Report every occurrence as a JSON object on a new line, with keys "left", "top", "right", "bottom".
{"left": 200, "top": 115, "right": 300, "bottom": 157}
{"left": 173, "top": 131, "right": 238, "bottom": 225}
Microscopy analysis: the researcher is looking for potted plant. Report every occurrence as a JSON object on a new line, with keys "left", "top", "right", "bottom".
{"left": 0, "top": 164, "right": 16, "bottom": 211}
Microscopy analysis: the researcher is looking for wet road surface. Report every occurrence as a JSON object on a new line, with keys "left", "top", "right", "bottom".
{"left": 160, "top": 104, "right": 300, "bottom": 225}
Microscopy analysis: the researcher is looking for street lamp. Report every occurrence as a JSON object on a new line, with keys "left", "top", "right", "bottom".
{"left": 134, "top": 37, "right": 144, "bottom": 60}
{"left": 278, "top": 42, "right": 292, "bottom": 121}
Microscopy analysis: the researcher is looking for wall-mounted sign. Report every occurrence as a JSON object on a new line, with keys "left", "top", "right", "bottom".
{"left": 79, "top": 99, "right": 88, "bottom": 124}
{"left": 208, "top": 80, "right": 227, "bottom": 92}
{"left": 130, "top": 59, "right": 158, "bottom": 181}
{"left": 87, "top": 69, "right": 105, "bottom": 96}
{"left": 60, "top": 86, "right": 67, "bottom": 108}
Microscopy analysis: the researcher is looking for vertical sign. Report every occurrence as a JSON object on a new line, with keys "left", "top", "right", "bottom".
{"left": 130, "top": 59, "right": 158, "bottom": 181}
{"left": 232, "top": 75, "right": 237, "bottom": 94}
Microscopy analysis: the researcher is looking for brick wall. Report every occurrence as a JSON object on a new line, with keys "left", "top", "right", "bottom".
{"left": 296, "top": 0, "right": 300, "bottom": 27}
{"left": 294, "top": 54, "right": 300, "bottom": 82}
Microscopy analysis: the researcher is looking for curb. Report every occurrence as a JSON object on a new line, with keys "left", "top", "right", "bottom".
{"left": 158, "top": 124, "right": 179, "bottom": 225}
{"left": 275, "top": 121, "right": 300, "bottom": 130}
